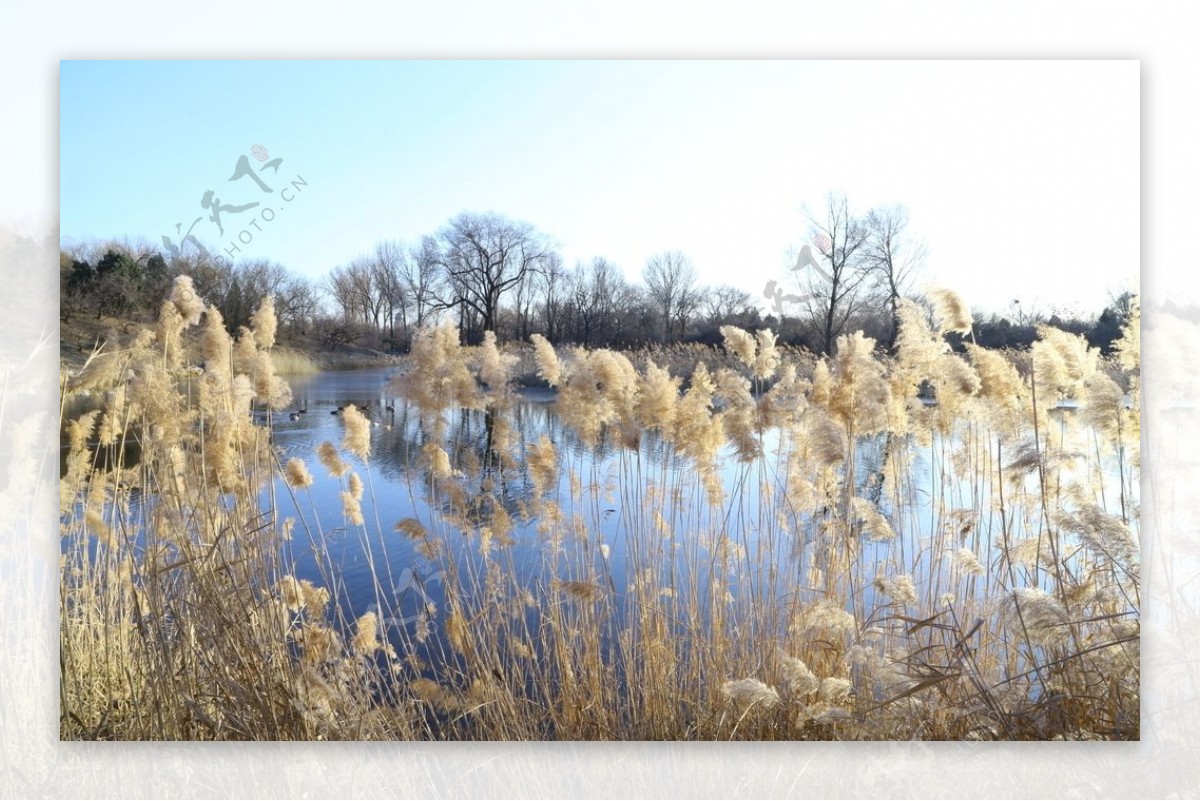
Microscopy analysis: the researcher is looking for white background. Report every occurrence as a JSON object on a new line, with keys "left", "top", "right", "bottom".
{"left": 2, "top": 2, "right": 1197, "bottom": 797}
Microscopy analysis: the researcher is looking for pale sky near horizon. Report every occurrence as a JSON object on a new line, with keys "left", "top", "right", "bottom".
{"left": 59, "top": 60, "right": 1139, "bottom": 318}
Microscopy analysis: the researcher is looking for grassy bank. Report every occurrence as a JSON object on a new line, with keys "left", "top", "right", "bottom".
{"left": 60, "top": 314, "right": 403, "bottom": 376}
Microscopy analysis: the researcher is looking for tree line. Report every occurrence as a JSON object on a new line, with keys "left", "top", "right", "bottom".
{"left": 60, "top": 195, "right": 1136, "bottom": 356}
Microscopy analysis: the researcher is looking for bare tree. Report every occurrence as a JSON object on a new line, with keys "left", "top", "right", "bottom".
{"left": 326, "top": 258, "right": 383, "bottom": 328}
{"left": 700, "top": 284, "right": 749, "bottom": 324}
{"left": 1008, "top": 298, "right": 1045, "bottom": 327}
{"left": 286, "top": 276, "right": 320, "bottom": 332}
{"left": 698, "top": 284, "right": 762, "bottom": 334}
{"left": 567, "top": 257, "right": 629, "bottom": 346}
{"left": 511, "top": 250, "right": 554, "bottom": 341}
{"left": 538, "top": 252, "right": 570, "bottom": 342}
{"left": 675, "top": 284, "right": 703, "bottom": 340}
{"left": 325, "top": 264, "right": 358, "bottom": 322}
{"left": 372, "top": 240, "right": 408, "bottom": 344}
{"left": 438, "top": 211, "right": 554, "bottom": 342}
{"left": 404, "top": 236, "right": 447, "bottom": 334}
{"left": 237, "top": 260, "right": 293, "bottom": 310}
{"left": 865, "top": 205, "right": 925, "bottom": 350}
{"left": 643, "top": 250, "right": 698, "bottom": 342}
{"left": 619, "top": 285, "right": 661, "bottom": 347}
{"left": 801, "top": 194, "right": 874, "bottom": 355}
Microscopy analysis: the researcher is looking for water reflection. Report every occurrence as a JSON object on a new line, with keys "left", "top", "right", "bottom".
{"left": 274, "top": 370, "right": 869, "bottom": 667}
{"left": 269, "top": 368, "right": 1133, "bottom": 695}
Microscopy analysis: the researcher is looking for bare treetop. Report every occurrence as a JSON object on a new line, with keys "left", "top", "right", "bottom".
{"left": 865, "top": 204, "right": 926, "bottom": 350}
{"left": 439, "top": 211, "right": 555, "bottom": 341}
{"left": 644, "top": 250, "right": 699, "bottom": 342}
{"left": 801, "top": 193, "right": 875, "bottom": 355}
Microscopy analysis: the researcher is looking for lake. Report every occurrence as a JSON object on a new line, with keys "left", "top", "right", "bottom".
{"left": 269, "top": 367, "right": 1135, "bottom": 684}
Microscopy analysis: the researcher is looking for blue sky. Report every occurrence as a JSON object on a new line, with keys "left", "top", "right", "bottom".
{"left": 60, "top": 60, "right": 1139, "bottom": 316}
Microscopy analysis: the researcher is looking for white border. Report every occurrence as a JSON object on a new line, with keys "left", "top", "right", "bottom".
{"left": 4, "top": 2, "right": 1198, "bottom": 798}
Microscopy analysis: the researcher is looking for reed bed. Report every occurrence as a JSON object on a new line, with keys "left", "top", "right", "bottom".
{"left": 505, "top": 339, "right": 815, "bottom": 390}
{"left": 59, "top": 279, "right": 1139, "bottom": 740}
{"left": 269, "top": 347, "right": 321, "bottom": 376}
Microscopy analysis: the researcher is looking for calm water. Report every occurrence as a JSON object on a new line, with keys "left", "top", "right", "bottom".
{"left": 270, "top": 368, "right": 867, "bottom": 663}
{"left": 267, "top": 369, "right": 1134, "bottom": 670}
{"left": 63, "top": 365, "right": 1134, "bottom": 660}
{"left": 271, "top": 368, "right": 767, "bottom": 650}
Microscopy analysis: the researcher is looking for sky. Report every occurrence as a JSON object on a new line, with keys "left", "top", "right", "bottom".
{"left": 59, "top": 60, "right": 1139, "bottom": 318}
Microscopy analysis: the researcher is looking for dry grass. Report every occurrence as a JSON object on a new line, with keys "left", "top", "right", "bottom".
{"left": 60, "top": 285, "right": 1139, "bottom": 740}
{"left": 506, "top": 339, "right": 815, "bottom": 392}
{"left": 269, "top": 347, "right": 321, "bottom": 376}
{"left": 60, "top": 280, "right": 414, "bottom": 740}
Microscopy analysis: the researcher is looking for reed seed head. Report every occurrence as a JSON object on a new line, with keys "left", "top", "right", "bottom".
{"left": 169, "top": 275, "right": 207, "bottom": 326}
{"left": 317, "top": 441, "right": 349, "bottom": 478}
{"left": 720, "top": 678, "right": 781, "bottom": 709}
{"left": 284, "top": 457, "right": 314, "bottom": 489}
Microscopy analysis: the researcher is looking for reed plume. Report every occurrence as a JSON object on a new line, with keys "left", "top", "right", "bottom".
{"left": 928, "top": 288, "right": 973, "bottom": 335}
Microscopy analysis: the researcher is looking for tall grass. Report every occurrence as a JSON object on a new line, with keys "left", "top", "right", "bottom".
{"left": 505, "top": 338, "right": 816, "bottom": 390}
{"left": 269, "top": 347, "right": 321, "bottom": 376}
{"left": 60, "top": 281, "right": 1139, "bottom": 740}
{"left": 60, "top": 281, "right": 412, "bottom": 739}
